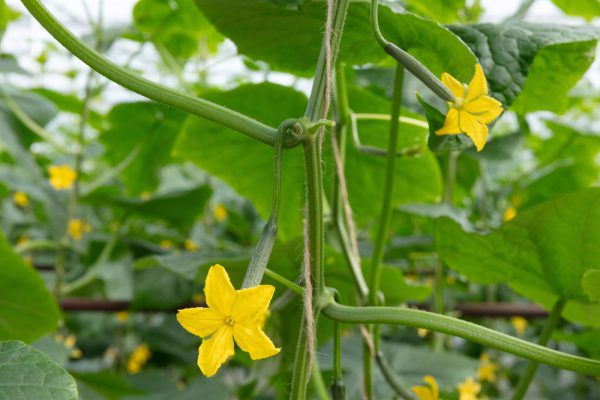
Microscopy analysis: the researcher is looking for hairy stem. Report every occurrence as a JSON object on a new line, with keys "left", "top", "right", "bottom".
{"left": 322, "top": 302, "right": 600, "bottom": 376}
{"left": 20, "top": 0, "right": 287, "bottom": 147}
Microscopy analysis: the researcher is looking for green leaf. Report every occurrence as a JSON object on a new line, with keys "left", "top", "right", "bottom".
{"left": 450, "top": 23, "right": 600, "bottom": 113}
{"left": 403, "top": 0, "right": 466, "bottom": 24}
{"left": 582, "top": 270, "right": 600, "bottom": 303}
{"left": 109, "top": 185, "right": 213, "bottom": 229}
{"left": 551, "top": 0, "right": 600, "bottom": 20}
{"left": 133, "top": 0, "right": 223, "bottom": 61}
{"left": 519, "top": 122, "right": 600, "bottom": 209}
{"left": 417, "top": 93, "right": 472, "bottom": 153}
{"left": 195, "top": 0, "right": 476, "bottom": 80}
{"left": 0, "top": 341, "right": 78, "bottom": 400}
{"left": 173, "top": 83, "right": 307, "bottom": 240}
{"left": 71, "top": 370, "right": 144, "bottom": 400}
{"left": 0, "top": 231, "right": 60, "bottom": 342}
{"left": 101, "top": 102, "right": 186, "bottom": 196}
{"left": 435, "top": 188, "right": 600, "bottom": 326}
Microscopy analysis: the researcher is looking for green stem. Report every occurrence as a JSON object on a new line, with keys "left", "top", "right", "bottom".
{"left": 368, "top": 64, "right": 404, "bottom": 307}
{"left": 353, "top": 113, "right": 428, "bottom": 128}
{"left": 20, "top": 0, "right": 287, "bottom": 148}
{"left": 370, "top": 0, "right": 454, "bottom": 102}
{"left": 290, "top": 133, "right": 327, "bottom": 400}
{"left": 14, "top": 239, "right": 59, "bottom": 254}
{"left": 511, "top": 299, "right": 566, "bottom": 400}
{"left": 304, "top": 0, "right": 349, "bottom": 121}
{"left": 311, "top": 359, "right": 330, "bottom": 400}
{"left": 264, "top": 268, "right": 304, "bottom": 295}
{"left": 375, "top": 353, "right": 414, "bottom": 400}
{"left": 332, "top": 319, "right": 344, "bottom": 395}
{"left": 242, "top": 120, "right": 295, "bottom": 288}
{"left": 322, "top": 302, "right": 600, "bottom": 376}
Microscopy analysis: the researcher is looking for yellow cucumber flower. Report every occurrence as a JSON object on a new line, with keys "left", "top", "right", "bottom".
{"left": 412, "top": 375, "right": 439, "bottom": 400}
{"left": 436, "top": 64, "right": 503, "bottom": 152}
{"left": 458, "top": 377, "right": 481, "bottom": 400}
{"left": 213, "top": 204, "right": 228, "bottom": 222}
{"left": 48, "top": 164, "right": 77, "bottom": 190}
{"left": 503, "top": 206, "right": 517, "bottom": 222}
{"left": 68, "top": 219, "right": 91, "bottom": 241}
{"left": 177, "top": 264, "right": 280, "bottom": 377}
{"left": 127, "top": 344, "right": 151, "bottom": 374}
{"left": 184, "top": 239, "right": 199, "bottom": 252}
{"left": 477, "top": 354, "right": 499, "bottom": 383}
{"left": 511, "top": 316, "right": 528, "bottom": 336}
{"left": 13, "top": 191, "right": 29, "bottom": 207}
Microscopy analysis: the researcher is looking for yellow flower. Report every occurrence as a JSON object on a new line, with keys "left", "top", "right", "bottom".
{"left": 48, "top": 164, "right": 77, "bottom": 190}
{"left": 458, "top": 377, "right": 481, "bottom": 400}
{"left": 64, "top": 334, "right": 76, "bottom": 349}
{"left": 417, "top": 328, "right": 429, "bottom": 338}
{"left": 477, "top": 354, "right": 499, "bottom": 383}
{"left": 412, "top": 375, "right": 439, "bottom": 400}
{"left": 68, "top": 219, "right": 91, "bottom": 241}
{"left": 436, "top": 64, "right": 503, "bottom": 152}
{"left": 184, "top": 239, "right": 199, "bottom": 252}
{"left": 127, "top": 344, "right": 151, "bottom": 374}
{"left": 503, "top": 207, "right": 517, "bottom": 222}
{"left": 116, "top": 311, "right": 130, "bottom": 323}
{"left": 16, "top": 236, "right": 29, "bottom": 246}
{"left": 511, "top": 316, "right": 528, "bottom": 336}
{"left": 159, "top": 239, "right": 173, "bottom": 250}
{"left": 13, "top": 191, "right": 29, "bottom": 207}
{"left": 213, "top": 204, "right": 228, "bottom": 222}
{"left": 177, "top": 264, "right": 280, "bottom": 377}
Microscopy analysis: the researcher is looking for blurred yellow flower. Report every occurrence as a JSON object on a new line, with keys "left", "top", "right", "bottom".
{"left": 184, "top": 239, "right": 199, "bottom": 252}
{"left": 503, "top": 207, "right": 517, "bottom": 222}
{"left": 511, "top": 316, "right": 528, "bottom": 336}
{"left": 412, "top": 375, "right": 439, "bottom": 400}
{"left": 458, "top": 377, "right": 481, "bottom": 400}
{"left": 213, "top": 204, "right": 228, "bottom": 222}
{"left": 436, "top": 64, "right": 503, "bottom": 152}
{"left": 13, "top": 191, "right": 29, "bottom": 207}
{"left": 64, "top": 334, "right": 76, "bottom": 349}
{"left": 177, "top": 264, "right": 280, "bottom": 377}
{"left": 16, "top": 236, "right": 29, "bottom": 246}
{"left": 116, "top": 311, "right": 130, "bottom": 323}
{"left": 127, "top": 344, "right": 151, "bottom": 374}
{"left": 48, "top": 164, "right": 77, "bottom": 190}
{"left": 417, "top": 328, "right": 429, "bottom": 338}
{"left": 68, "top": 219, "right": 91, "bottom": 241}
{"left": 477, "top": 354, "right": 499, "bottom": 383}
{"left": 159, "top": 239, "right": 173, "bottom": 250}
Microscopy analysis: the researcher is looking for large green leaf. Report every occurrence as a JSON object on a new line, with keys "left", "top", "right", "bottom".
{"left": 195, "top": 0, "right": 476, "bottom": 80}
{"left": 519, "top": 121, "right": 600, "bottom": 209}
{"left": 133, "top": 0, "right": 223, "bottom": 61}
{"left": 551, "top": 0, "right": 600, "bottom": 20}
{"left": 582, "top": 270, "right": 600, "bottom": 303}
{"left": 450, "top": 23, "right": 600, "bottom": 113}
{"left": 0, "top": 231, "right": 60, "bottom": 342}
{"left": 173, "top": 83, "right": 307, "bottom": 240}
{"left": 101, "top": 102, "right": 186, "bottom": 196}
{"left": 0, "top": 341, "right": 77, "bottom": 400}
{"left": 435, "top": 188, "right": 600, "bottom": 326}
{"left": 403, "top": 0, "right": 466, "bottom": 23}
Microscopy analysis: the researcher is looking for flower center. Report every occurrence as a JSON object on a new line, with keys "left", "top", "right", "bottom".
{"left": 453, "top": 96, "right": 465, "bottom": 109}
{"left": 224, "top": 316, "right": 235, "bottom": 326}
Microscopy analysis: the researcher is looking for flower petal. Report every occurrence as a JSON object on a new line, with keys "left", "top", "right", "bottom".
{"left": 424, "top": 375, "right": 439, "bottom": 399}
{"left": 436, "top": 109, "right": 462, "bottom": 136}
{"left": 232, "top": 284, "right": 275, "bottom": 323}
{"left": 441, "top": 72, "right": 465, "bottom": 99}
{"left": 464, "top": 95, "right": 503, "bottom": 124}
{"left": 233, "top": 322, "right": 280, "bottom": 360}
{"left": 198, "top": 325, "right": 234, "bottom": 377}
{"left": 465, "top": 64, "right": 488, "bottom": 102}
{"left": 204, "top": 264, "right": 236, "bottom": 316}
{"left": 177, "top": 307, "right": 224, "bottom": 338}
{"left": 459, "top": 111, "right": 488, "bottom": 152}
